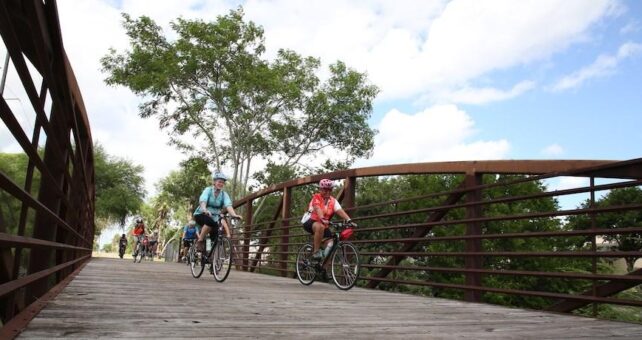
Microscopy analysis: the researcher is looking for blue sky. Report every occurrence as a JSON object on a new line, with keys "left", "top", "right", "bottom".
{"left": 48, "top": 0, "right": 642, "bottom": 172}
{"left": 3, "top": 1, "right": 641, "bottom": 234}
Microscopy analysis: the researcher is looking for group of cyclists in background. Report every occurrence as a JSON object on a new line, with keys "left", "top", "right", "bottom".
{"left": 118, "top": 217, "right": 159, "bottom": 260}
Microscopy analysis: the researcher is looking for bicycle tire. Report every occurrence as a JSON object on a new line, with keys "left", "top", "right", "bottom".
{"left": 134, "top": 244, "right": 143, "bottom": 263}
{"left": 331, "top": 242, "right": 360, "bottom": 290}
{"left": 212, "top": 237, "right": 232, "bottom": 282}
{"left": 191, "top": 249, "right": 205, "bottom": 278}
{"left": 295, "top": 243, "right": 316, "bottom": 285}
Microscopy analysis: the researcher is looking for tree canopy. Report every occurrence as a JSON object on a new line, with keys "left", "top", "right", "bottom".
{"left": 101, "top": 7, "right": 379, "bottom": 197}
{"left": 94, "top": 143, "right": 146, "bottom": 234}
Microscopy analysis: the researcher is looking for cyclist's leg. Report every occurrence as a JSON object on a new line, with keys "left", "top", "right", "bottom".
{"left": 220, "top": 218, "right": 231, "bottom": 238}
{"left": 180, "top": 239, "right": 188, "bottom": 260}
{"left": 194, "top": 214, "right": 216, "bottom": 251}
{"left": 311, "top": 221, "right": 326, "bottom": 253}
{"left": 132, "top": 236, "right": 138, "bottom": 255}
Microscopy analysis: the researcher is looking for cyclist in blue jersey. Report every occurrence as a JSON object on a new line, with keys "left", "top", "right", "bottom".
{"left": 194, "top": 172, "right": 242, "bottom": 251}
{"left": 181, "top": 220, "right": 200, "bottom": 261}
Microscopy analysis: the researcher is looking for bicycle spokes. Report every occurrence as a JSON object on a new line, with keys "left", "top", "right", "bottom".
{"left": 331, "top": 243, "right": 360, "bottom": 290}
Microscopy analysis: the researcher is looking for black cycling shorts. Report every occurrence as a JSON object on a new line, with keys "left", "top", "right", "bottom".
{"left": 183, "top": 239, "right": 195, "bottom": 248}
{"left": 194, "top": 214, "right": 219, "bottom": 239}
{"left": 303, "top": 219, "right": 332, "bottom": 238}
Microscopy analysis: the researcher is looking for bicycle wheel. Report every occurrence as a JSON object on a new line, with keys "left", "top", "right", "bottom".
{"left": 331, "top": 242, "right": 360, "bottom": 290}
{"left": 295, "top": 243, "right": 316, "bottom": 285}
{"left": 212, "top": 237, "right": 232, "bottom": 282}
{"left": 190, "top": 249, "right": 205, "bottom": 278}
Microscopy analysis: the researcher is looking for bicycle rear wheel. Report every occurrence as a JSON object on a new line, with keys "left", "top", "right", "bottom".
{"left": 295, "top": 243, "right": 316, "bottom": 285}
{"left": 191, "top": 249, "right": 205, "bottom": 278}
{"left": 331, "top": 242, "right": 360, "bottom": 290}
{"left": 212, "top": 237, "right": 232, "bottom": 282}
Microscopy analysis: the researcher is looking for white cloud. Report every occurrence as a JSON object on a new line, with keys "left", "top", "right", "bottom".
{"left": 244, "top": 0, "right": 618, "bottom": 101}
{"left": 358, "top": 105, "right": 509, "bottom": 166}
{"left": 550, "top": 42, "right": 642, "bottom": 92}
{"left": 541, "top": 143, "right": 564, "bottom": 156}
{"left": 547, "top": 176, "right": 590, "bottom": 191}
{"left": 620, "top": 20, "right": 640, "bottom": 34}
{"left": 425, "top": 80, "right": 536, "bottom": 105}
{"left": 57, "top": 0, "right": 187, "bottom": 197}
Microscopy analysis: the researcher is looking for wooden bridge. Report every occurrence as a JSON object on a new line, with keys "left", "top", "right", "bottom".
{"left": 12, "top": 257, "right": 642, "bottom": 339}
{"left": 3, "top": 1, "right": 642, "bottom": 339}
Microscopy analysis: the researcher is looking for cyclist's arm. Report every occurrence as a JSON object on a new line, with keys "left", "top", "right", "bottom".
{"left": 224, "top": 205, "right": 242, "bottom": 219}
{"left": 314, "top": 205, "right": 327, "bottom": 224}
{"left": 335, "top": 208, "right": 351, "bottom": 221}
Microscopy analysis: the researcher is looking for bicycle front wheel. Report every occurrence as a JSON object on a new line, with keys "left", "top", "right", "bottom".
{"left": 295, "top": 243, "right": 316, "bottom": 285}
{"left": 331, "top": 242, "right": 360, "bottom": 290}
{"left": 212, "top": 237, "right": 232, "bottom": 282}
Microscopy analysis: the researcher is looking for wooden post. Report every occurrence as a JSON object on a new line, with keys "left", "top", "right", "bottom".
{"left": 343, "top": 176, "right": 356, "bottom": 210}
{"left": 280, "top": 187, "right": 292, "bottom": 277}
{"left": 464, "top": 172, "right": 483, "bottom": 302}
{"left": 243, "top": 199, "right": 253, "bottom": 271}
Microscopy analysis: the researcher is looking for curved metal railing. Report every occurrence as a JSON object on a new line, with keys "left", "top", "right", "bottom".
{"left": 0, "top": 1, "right": 94, "bottom": 335}
{"left": 232, "top": 159, "right": 642, "bottom": 315}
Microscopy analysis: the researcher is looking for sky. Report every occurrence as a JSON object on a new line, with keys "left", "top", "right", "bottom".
{"left": 2, "top": 1, "right": 642, "bottom": 244}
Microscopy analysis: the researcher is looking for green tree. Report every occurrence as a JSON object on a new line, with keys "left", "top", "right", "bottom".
{"left": 93, "top": 143, "right": 146, "bottom": 237}
{"left": 567, "top": 187, "right": 642, "bottom": 272}
{"left": 101, "top": 7, "right": 378, "bottom": 198}
{"left": 0, "top": 152, "right": 39, "bottom": 235}
{"left": 156, "top": 158, "right": 209, "bottom": 215}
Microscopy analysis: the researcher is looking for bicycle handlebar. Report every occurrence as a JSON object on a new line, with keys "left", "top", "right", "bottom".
{"left": 328, "top": 220, "right": 357, "bottom": 229}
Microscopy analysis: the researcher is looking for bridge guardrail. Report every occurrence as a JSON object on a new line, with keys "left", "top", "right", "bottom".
{"left": 1, "top": 1, "right": 94, "bottom": 335}
{"left": 232, "top": 159, "right": 642, "bottom": 317}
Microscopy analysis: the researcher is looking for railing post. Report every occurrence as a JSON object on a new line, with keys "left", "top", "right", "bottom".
{"left": 343, "top": 176, "right": 356, "bottom": 209}
{"left": 464, "top": 172, "right": 483, "bottom": 302}
{"left": 590, "top": 177, "right": 597, "bottom": 316}
{"left": 243, "top": 199, "right": 253, "bottom": 272}
{"left": 280, "top": 187, "right": 292, "bottom": 277}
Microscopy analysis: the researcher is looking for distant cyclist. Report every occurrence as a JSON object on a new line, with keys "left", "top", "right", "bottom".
{"left": 303, "top": 179, "right": 355, "bottom": 260}
{"left": 131, "top": 217, "right": 145, "bottom": 256}
{"left": 181, "top": 220, "right": 200, "bottom": 261}
{"left": 118, "top": 234, "right": 128, "bottom": 258}
{"left": 194, "top": 172, "right": 242, "bottom": 252}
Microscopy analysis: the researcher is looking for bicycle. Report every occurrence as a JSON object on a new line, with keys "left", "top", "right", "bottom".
{"left": 295, "top": 220, "right": 360, "bottom": 290}
{"left": 118, "top": 243, "right": 126, "bottom": 259}
{"left": 184, "top": 239, "right": 197, "bottom": 266}
{"left": 191, "top": 214, "right": 238, "bottom": 282}
{"left": 132, "top": 236, "right": 144, "bottom": 263}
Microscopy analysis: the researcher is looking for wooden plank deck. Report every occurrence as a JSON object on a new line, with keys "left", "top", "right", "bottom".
{"left": 18, "top": 258, "right": 642, "bottom": 339}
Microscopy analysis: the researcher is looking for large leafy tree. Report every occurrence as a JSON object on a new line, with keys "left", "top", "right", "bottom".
{"left": 94, "top": 143, "right": 146, "bottom": 235}
{"left": 101, "top": 8, "right": 378, "bottom": 198}
{"left": 1, "top": 147, "right": 145, "bottom": 242}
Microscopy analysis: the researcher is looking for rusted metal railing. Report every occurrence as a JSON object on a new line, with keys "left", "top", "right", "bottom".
{"left": 232, "top": 159, "right": 642, "bottom": 315}
{"left": 1, "top": 1, "right": 94, "bottom": 336}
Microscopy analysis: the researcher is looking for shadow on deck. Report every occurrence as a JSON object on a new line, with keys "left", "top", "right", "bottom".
{"left": 18, "top": 258, "right": 642, "bottom": 339}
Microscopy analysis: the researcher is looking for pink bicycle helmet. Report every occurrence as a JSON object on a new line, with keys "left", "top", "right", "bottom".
{"left": 319, "top": 179, "right": 334, "bottom": 189}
